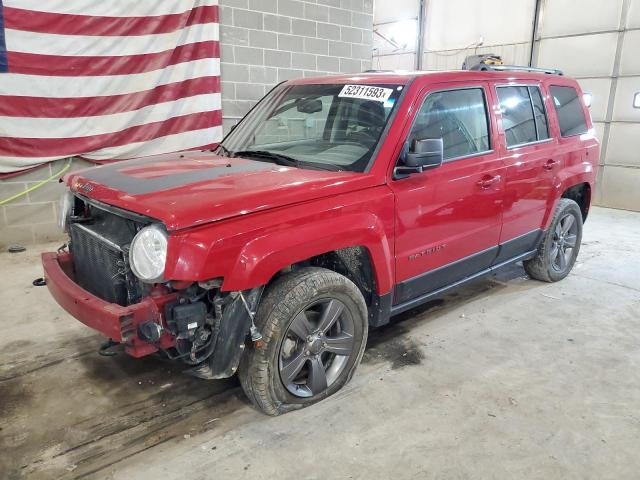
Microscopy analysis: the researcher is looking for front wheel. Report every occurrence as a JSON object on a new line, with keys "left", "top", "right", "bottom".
{"left": 239, "top": 267, "right": 368, "bottom": 415}
{"left": 524, "top": 198, "right": 583, "bottom": 282}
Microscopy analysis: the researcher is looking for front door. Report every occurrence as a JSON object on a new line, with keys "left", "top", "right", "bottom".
{"left": 389, "top": 82, "right": 505, "bottom": 306}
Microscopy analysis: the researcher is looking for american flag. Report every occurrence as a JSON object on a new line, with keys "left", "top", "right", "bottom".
{"left": 0, "top": 0, "right": 222, "bottom": 174}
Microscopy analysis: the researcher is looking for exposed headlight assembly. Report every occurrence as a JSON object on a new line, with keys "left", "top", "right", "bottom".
{"left": 58, "top": 190, "right": 74, "bottom": 232}
{"left": 129, "top": 224, "right": 168, "bottom": 283}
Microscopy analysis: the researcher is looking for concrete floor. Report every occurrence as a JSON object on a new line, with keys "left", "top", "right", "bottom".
{"left": 1, "top": 206, "right": 639, "bottom": 480}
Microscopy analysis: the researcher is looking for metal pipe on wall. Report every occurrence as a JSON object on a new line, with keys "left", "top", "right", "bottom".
{"left": 528, "top": 0, "right": 544, "bottom": 67}
{"left": 416, "top": 0, "right": 427, "bottom": 70}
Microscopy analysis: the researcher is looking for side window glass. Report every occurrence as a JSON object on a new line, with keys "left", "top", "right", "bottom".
{"left": 529, "top": 86, "right": 549, "bottom": 140}
{"left": 497, "top": 86, "right": 537, "bottom": 147}
{"left": 408, "top": 88, "right": 490, "bottom": 161}
{"left": 550, "top": 85, "right": 588, "bottom": 137}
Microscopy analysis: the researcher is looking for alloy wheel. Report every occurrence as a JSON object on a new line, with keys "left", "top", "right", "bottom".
{"left": 550, "top": 213, "right": 578, "bottom": 272}
{"left": 279, "top": 298, "right": 355, "bottom": 398}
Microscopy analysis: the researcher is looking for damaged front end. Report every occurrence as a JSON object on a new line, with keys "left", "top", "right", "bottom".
{"left": 44, "top": 193, "right": 263, "bottom": 379}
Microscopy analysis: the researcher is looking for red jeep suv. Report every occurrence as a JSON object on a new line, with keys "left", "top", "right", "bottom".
{"left": 43, "top": 68, "right": 598, "bottom": 415}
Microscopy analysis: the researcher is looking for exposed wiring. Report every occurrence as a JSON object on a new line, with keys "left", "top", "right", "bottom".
{"left": 429, "top": 39, "right": 484, "bottom": 56}
{"left": 0, "top": 159, "right": 72, "bottom": 206}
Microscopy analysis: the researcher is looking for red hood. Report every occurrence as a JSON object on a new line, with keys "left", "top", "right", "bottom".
{"left": 66, "top": 151, "right": 380, "bottom": 230}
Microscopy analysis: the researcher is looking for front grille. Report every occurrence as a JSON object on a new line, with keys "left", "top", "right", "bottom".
{"left": 69, "top": 201, "right": 145, "bottom": 306}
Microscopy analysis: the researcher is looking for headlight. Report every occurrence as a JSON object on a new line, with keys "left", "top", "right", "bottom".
{"left": 58, "top": 190, "right": 74, "bottom": 231}
{"left": 129, "top": 224, "right": 168, "bottom": 283}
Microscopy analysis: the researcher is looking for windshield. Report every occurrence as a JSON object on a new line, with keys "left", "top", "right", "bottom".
{"left": 220, "top": 83, "right": 405, "bottom": 172}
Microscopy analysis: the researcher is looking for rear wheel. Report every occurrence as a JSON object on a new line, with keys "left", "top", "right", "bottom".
{"left": 524, "top": 198, "right": 583, "bottom": 282}
{"left": 239, "top": 267, "right": 368, "bottom": 415}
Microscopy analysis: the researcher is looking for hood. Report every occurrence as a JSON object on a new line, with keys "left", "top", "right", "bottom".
{"left": 66, "top": 151, "right": 380, "bottom": 230}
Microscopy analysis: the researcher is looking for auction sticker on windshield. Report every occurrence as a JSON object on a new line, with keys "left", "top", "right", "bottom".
{"left": 339, "top": 85, "right": 393, "bottom": 102}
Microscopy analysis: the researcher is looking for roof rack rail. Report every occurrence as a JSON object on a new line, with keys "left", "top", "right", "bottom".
{"left": 470, "top": 64, "right": 564, "bottom": 76}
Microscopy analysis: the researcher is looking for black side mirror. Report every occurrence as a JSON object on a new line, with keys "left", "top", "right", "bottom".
{"left": 394, "top": 138, "right": 444, "bottom": 178}
{"left": 406, "top": 138, "right": 443, "bottom": 168}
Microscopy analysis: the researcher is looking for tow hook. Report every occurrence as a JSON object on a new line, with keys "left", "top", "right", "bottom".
{"left": 238, "top": 291, "right": 265, "bottom": 348}
{"left": 98, "top": 339, "right": 120, "bottom": 357}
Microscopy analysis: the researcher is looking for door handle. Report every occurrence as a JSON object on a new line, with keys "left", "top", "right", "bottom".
{"left": 476, "top": 175, "right": 501, "bottom": 189}
{"left": 543, "top": 159, "right": 559, "bottom": 171}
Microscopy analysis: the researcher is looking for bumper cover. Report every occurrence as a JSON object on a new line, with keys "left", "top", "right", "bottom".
{"left": 42, "top": 251, "right": 175, "bottom": 357}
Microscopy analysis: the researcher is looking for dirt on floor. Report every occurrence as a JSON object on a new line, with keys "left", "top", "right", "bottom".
{"left": 1, "top": 206, "right": 639, "bottom": 480}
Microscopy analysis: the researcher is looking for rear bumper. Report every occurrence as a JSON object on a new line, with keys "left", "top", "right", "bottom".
{"left": 42, "top": 251, "right": 176, "bottom": 357}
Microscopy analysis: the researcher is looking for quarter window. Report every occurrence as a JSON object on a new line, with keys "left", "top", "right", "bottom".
{"left": 550, "top": 85, "right": 588, "bottom": 137}
{"left": 408, "top": 88, "right": 490, "bottom": 161}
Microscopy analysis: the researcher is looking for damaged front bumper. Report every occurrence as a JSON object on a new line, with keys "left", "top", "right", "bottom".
{"left": 42, "top": 251, "right": 177, "bottom": 357}
{"left": 42, "top": 251, "right": 262, "bottom": 378}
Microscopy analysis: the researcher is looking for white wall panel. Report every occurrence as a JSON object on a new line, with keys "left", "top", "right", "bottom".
{"left": 541, "top": 0, "right": 623, "bottom": 37}
{"left": 537, "top": 33, "right": 617, "bottom": 77}
{"left": 374, "top": 0, "right": 419, "bottom": 24}
{"left": 593, "top": 121, "right": 607, "bottom": 149}
{"left": 425, "top": 0, "right": 535, "bottom": 51}
{"left": 611, "top": 76, "right": 640, "bottom": 121}
{"left": 600, "top": 165, "right": 640, "bottom": 210}
{"left": 423, "top": 42, "right": 530, "bottom": 71}
{"left": 619, "top": 30, "right": 640, "bottom": 76}
{"left": 577, "top": 78, "right": 612, "bottom": 122}
{"left": 606, "top": 123, "right": 640, "bottom": 167}
{"left": 626, "top": 0, "right": 640, "bottom": 28}
{"left": 373, "top": 53, "right": 416, "bottom": 71}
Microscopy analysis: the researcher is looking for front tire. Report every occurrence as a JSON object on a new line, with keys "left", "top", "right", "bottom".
{"left": 524, "top": 198, "right": 583, "bottom": 282}
{"left": 239, "top": 267, "right": 368, "bottom": 415}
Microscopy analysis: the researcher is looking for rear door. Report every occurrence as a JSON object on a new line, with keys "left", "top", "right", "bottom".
{"left": 389, "top": 82, "right": 505, "bottom": 306}
{"left": 494, "top": 83, "right": 559, "bottom": 261}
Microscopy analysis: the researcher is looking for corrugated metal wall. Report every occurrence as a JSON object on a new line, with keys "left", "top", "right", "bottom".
{"left": 534, "top": 0, "right": 640, "bottom": 211}
{"left": 373, "top": 0, "right": 640, "bottom": 211}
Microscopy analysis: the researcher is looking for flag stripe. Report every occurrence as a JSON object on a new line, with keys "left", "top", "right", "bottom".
{"left": 1, "top": 111, "right": 222, "bottom": 157}
{"left": 0, "top": 58, "right": 218, "bottom": 97}
{"left": 80, "top": 126, "right": 221, "bottom": 160}
{"left": 0, "top": 0, "right": 8, "bottom": 72}
{"left": 2, "top": 0, "right": 218, "bottom": 18}
{"left": 0, "top": 1, "right": 222, "bottom": 174}
{"left": 3, "top": 5, "right": 218, "bottom": 36}
{"left": 7, "top": 40, "right": 219, "bottom": 76}
{"left": 5, "top": 22, "right": 218, "bottom": 57}
{"left": 0, "top": 76, "right": 220, "bottom": 118}
{"left": 1, "top": 93, "right": 221, "bottom": 138}
{"left": 0, "top": 127, "right": 222, "bottom": 172}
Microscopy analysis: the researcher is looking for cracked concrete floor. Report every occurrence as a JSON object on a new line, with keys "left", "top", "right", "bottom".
{"left": 1, "top": 206, "right": 639, "bottom": 479}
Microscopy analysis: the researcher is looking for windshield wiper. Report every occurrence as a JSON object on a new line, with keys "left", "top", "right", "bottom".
{"left": 213, "top": 144, "right": 233, "bottom": 157}
{"left": 233, "top": 150, "right": 299, "bottom": 167}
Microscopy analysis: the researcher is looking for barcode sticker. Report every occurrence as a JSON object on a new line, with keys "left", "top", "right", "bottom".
{"left": 338, "top": 84, "right": 393, "bottom": 102}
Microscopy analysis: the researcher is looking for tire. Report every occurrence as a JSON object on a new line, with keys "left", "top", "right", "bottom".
{"left": 238, "top": 267, "right": 368, "bottom": 416}
{"left": 524, "top": 198, "right": 583, "bottom": 282}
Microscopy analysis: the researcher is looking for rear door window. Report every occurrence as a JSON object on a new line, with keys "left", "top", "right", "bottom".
{"left": 550, "top": 85, "right": 588, "bottom": 137}
{"left": 408, "top": 88, "right": 490, "bottom": 161}
{"left": 497, "top": 86, "right": 537, "bottom": 147}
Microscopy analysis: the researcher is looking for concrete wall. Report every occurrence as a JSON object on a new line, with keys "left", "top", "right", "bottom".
{"left": 219, "top": 0, "right": 374, "bottom": 133}
{"left": 0, "top": 0, "right": 375, "bottom": 248}
{"left": 0, "top": 158, "right": 93, "bottom": 248}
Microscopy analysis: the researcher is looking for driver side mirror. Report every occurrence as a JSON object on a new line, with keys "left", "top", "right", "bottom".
{"left": 394, "top": 138, "right": 444, "bottom": 179}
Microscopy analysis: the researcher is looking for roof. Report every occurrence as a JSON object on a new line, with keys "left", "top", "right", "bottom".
{"left": 289, "top": 69, "right": 569, "bottom": 86}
